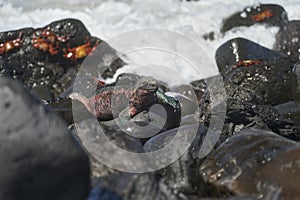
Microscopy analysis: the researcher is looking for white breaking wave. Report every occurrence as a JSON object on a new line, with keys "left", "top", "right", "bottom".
{"left": 0, "top": 0, "right": 300, "bottom": 85}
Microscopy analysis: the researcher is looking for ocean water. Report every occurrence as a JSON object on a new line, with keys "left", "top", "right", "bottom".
{"left": 0, "top": 0, "right": 300, "bottom": 85}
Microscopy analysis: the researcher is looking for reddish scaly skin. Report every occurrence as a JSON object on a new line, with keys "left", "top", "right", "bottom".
{"left": 129, "top": 88, "right": 157, "bottom": 114}
{"left": 251, "top": 9, "right": 273, "bottom": 22}
{"left": 69, "top": 79, "right": 158, "bottom": 121}
{"left": 91, "top": 88, "right": 131, "bottom": 120}
{"left": 0, "top": 33, "right": 23, "bottom": 55}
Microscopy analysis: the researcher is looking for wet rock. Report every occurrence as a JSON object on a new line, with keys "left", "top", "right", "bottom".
{"left": 144, "top": 125, "right": 217, "bottom": 196}
{"left": 126, "top": 173, "right": 187, "bottom": 200}
{"left": 91, "top": 173, "right": 137, "bottom": 199}
{"left": 200, "top": 128, "right": 300, "bottom": 199}
{"left": 74, "top": 119, "right": 144, "bottom": 178}
{"left": 0, "top": 77, "right": 90, "bottom": 200}
{"left": 78, "top": 40, "right": 125, "bottom": 79}
{"left": 170, "top": 93, "right": 198, "bottom": 117}
{"left": 116, "top": 73, "right": 170, "bottom": 93}
{"left": 193, "top": 78, "right": 299, "bottom": 141}
{"left": 224, "top": 101, "right": 295, "bottom": 138}
{"left": 97, "top": 101, "right": 180, "bottom": 142}
{"left": 0, "top": 18, "right": 124, "bottom": 101}
{"left": 274, "top": 20, "right": 300, "bottom": 62}
{"left": 216, "top": 37, "right": 297, "bottom": 105}
{"left": 188, "top": 196, "right": 258, "bottom": 200}
{"left": 172, "top": 80, "right": 208, "bottom": 127}
{"left": 48, "top": 97, "right": 74, "bottom": 124}
{"left": 90, "top": 171, "right": 187, "bottom": 199}
{"left": 190, "top": 79, "right": 207, "bottom": 103}
{"left": 180, "top": 115, "right": 199, "bottom": 126}
{"left": 275, "top": 101, "right": 300, "bottom": 127}
{"left": 216, "top": 37, "right": 286, "bottom": 72}
{"left": 87, "top": 186, "right": 122, "bottom": 200}
{"left": 117, "top": 109, "right": 178, "bottom": 139}
{"left": 172, "top": 83, "right": 203, "bottom": 104}
{"left": 221, "top": 4, "right": 288, "bottom": 33}
{"left": 115, "top": 73, "right": 141, "bottom": 86}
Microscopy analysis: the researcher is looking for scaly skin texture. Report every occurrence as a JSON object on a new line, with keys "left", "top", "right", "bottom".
{"left": 69, "top": 78, "right": 158, "bottom": 121}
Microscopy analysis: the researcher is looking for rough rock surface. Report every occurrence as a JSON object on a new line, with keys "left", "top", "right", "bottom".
{"left": 144, "top": 125, "right": 215, "bottom": 196}
{"left": 215, "top": 37, "right": 297, "bottom": 105}
{"left": 126, "top": 173, "right": 188, "bottom": 200}
{"left": 2, "top": 6, "right": 300, "bottom": 199}
{"left": 274, "top": 20, "right": 300, "bottom": 62}
{"left": 74, "top": 119, "right": 144, "bottom": 178}
{"left": 223, "top": 100, "right": 296, "bottom": 137}
{"left": 89, "top": 173, "right": 188, "bottom": 200}
{"left": 0, "top": 18, "right": 124, "bottom": 101}
{"left": 221, "top": 4, "right": 288, "bottom": 33}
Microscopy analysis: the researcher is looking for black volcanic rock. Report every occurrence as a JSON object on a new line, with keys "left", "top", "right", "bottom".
{"left": 191, "top": 76, "right": 299, "bottom": 142}
{"left": 215, "top": 37, "right": 286, "bottom": 71}
{"left": 200, "top": 128, "right": 300, "bottom": 199}
{"left": 221, "top": 4, "right": 288, "bottom": 33}
{"left": 126, "top": 173, "right": 187, "bottom": 200}
{"left": 0, "top": 77, "right": 90, "bottom": 200}
{"left": 90, "top": 173, "right": 187, "bottom": 200}
{"left": 0, "top": 18, "right": 124, "bottom": 101}
{"left": 144, "top": 125, "right": 216, "bottom": 196}
{"left": 74, "top": 119, "right": 144, "bottom": 178}
{"left": 275, "top": 101, "right": 300, "bottom": 127}
{"left": 223, "top": 101, "right": 295, "bottom": 139}
{"left": 216, "top": 37, "right": 297, "bottom": 105}
{"left": 87, "top": 185, "right": 122, "bottom": 200}
{"left": 274, "top": 20, "right": 300, "bottom": 62}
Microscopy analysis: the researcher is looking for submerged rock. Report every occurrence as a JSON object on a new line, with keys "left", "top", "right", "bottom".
{"left": 221, "top": 4, "right": 288, "bottom": 33}
{"left": 274, "top": 20, "right": 300, "bottom": 62}
{"left": 200, "top": 128, "right": 300, "bottom": 199}
{"left": 0, "top": 77, "right": 90, "bottom": 200}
